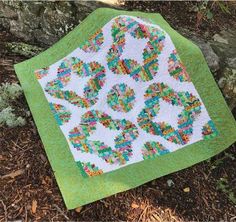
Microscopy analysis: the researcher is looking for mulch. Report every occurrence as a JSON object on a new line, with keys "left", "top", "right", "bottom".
{"left": 1, "top": 2, "right": 236, "bottom": 221}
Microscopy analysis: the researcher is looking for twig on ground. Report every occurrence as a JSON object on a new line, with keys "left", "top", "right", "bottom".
{"left": 138, "top": 205, "right": 149, "bottom": 222}
{"left": 52, "top": 204, "right": 69, "bottom": 221}
{"left": 0, "top": 200, "right": 7, "bottom": 222}
{"left": 1, "top": 169, "right": 24, "bottom": 179}
{"left": 25, "top": 206, "right": 28, "bottom": 222}
{"left": 80, "top": 206, "right": 92, "bottom": 215}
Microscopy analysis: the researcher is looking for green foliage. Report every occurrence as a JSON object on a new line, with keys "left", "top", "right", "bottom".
{"left": 191, "top": 0, "right": 232, "bottom": 28}
{"left": 208, "top": 151, "right": 235, "bottom": 170}
{"left": 209, "top": 151, "right": 236, "bottom": 204}
{"left": 0, "top": 83, "right": 26, "bottom": 127}
{"left": 0, "top": 107, "right": 26, "bottom": 127}
{"left": 0, "top": 83, "right": 22, "bottom": 105}
{"left": 191, "top": 0, "right": 213, "bottom": 22}
{"left": 216, "top": 177, "right": 236, "bottom": 204}
{"left": 215, "top": 1, "right": 231, "bottom": 14}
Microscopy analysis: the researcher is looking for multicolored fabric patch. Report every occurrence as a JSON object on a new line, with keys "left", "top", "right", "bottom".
{"left": 80, "top": 29, "right": 104, "bottom": 53}
{"left": 168, "top": 50, "right": 190, "bottom": 82}
{"left": 77, "top": 161, "right": 103, "bottom": 177}
{"left": 202, "top": 120, "right": 218, "bottom": 139}
{"left": 107, "top": 83, "right": 136, "bottom": 113}
{"left": 35, "top": 15, "right": 218, "bottom": 177}
{"left": 49, "top": 103, "right": 71, "bottom": 125}
{"left": 35, "top": 67, "right": 49, "bottom": 79}
{"left": 142, "top": 142, "right": 170, "bottom": 159}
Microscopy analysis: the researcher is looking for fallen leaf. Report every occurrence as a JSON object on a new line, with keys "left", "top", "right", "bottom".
{"left": 140, "top": 203, "right": 146, "bottom": 210}
{"left": 41, "top": 179, "right": 46, "bottom": 185}
{"left": 32, "top": 200, "right": 37, "bottom": 214}
{"left": 183, "top": 187, "right": 190, "bottom": 193}
{"left": 75, "top": 206, "right": 83, "bottom": 213}
{"left": 1, "top": 169, "right": 24, "bottom": 179}
{"left": 131, "top": 203, "right": 139, "bottom": 209}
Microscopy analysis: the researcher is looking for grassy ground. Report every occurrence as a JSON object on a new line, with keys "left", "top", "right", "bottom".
{"left": 1, "top": 2, "right": 236, "bottom": 221}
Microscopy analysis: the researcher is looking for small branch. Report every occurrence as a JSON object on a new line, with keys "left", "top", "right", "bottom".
{"left": 25, "top": 206, "right": 28, "bottom": 222}
{"left": 1, "top": 169, "right": 24, "bottom": 179}
{"left": 53, "top": 204, "right": 69, "bottom": 220}
{"left": 0, "top": 200, "right": 7, "bottom": 222}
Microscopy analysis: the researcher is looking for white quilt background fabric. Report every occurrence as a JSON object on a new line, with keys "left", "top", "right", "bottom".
{"left": 35, "top": 15, "right": 213, "bottom": 175}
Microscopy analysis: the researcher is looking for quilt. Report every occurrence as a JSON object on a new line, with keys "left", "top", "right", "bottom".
{"left": 14, "top": 8, "right": 236, "bottom": 209}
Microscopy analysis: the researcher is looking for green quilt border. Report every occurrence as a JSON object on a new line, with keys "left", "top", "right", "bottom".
{"left": 14, "top": 8, "right": 236, "bottom": 209}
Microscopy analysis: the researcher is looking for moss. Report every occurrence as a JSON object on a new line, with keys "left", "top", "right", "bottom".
{"left": 6, "top": 42, "right": 44, "bottom": 58}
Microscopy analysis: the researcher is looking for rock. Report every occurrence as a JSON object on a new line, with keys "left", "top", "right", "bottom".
{"left": 0, "top": 2, "right": 17, "bottom": 19}
{"left": 226, "top": 58, "right": 236, "bottom": 70}
{"left": 210, "top": 29, "right": 236, "bottom": 69}
{"left": 0, "top": 1, "right": 121, "bottom": 46}
{"left": 167, "top": 179, "right": 175, "bottom": 187}
{"left": 178, "top": 27, "right": 236, "bottom": 112}
{"left": 192, "top": 38, "right": 220, "bottom": 73}
{"left": 177, "top": 28, "right": 220, "bottom": 73}
{"left": 218, "top": 68, "right": 236, "bottom": 111}
{"left": 209, "top": 29, "right": 236, "bottom": 112}
{"left": 213, "top": 34, "right": 229, "bottom": 44}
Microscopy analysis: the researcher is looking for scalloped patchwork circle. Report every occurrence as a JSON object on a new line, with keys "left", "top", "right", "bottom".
{"left": 45, "top": 57, "right": 106, "bottom": 108}
{"left": 137, "top": 82, "right": 202, "bottom": 145}
{"left": 69, "top": 110, "right": 139, "bottom": 165}
{"left": 35, "top": 15, "right": 218, "bottom": 177}
{"left": 107, "top": 83, "right": 136, "bottom": 113}
{"left": 107, "top": 16, "right": 166, "bottom": 82}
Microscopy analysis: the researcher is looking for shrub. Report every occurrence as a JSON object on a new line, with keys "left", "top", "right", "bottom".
{"left": 0, "top": 83, "right": 26, "bottom": 127}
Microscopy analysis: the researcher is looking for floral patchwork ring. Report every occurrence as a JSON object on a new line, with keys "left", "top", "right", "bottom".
{"left": 107, "top": 16, "right": 166, "bottom": 82}
{"left": 69, "top": 110, "right": 139, "bottom": 165}
{"left": 45, "top": 57, "right": 106, "bottom": 108}
{"left": 137, "top": 83, "right": 202, "bottom": 145}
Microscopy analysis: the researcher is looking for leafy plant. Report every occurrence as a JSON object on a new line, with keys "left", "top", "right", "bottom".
{"left": 213, "top": 1, "right": 231, "bottom": 14}
{"left": 191, "top": 0, "right": 232, "bottom": 28}
{"left": 208, "top": 151, "right": 235, "bottom": 170}
{"left": 0, "top": 83, "right": 26, "bottom": 127}
{"left": 216, "top": 177, "right": 236, "bottom": 204}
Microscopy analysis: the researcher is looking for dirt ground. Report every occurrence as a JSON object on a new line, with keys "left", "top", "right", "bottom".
{"left": 1, "top": 2, "right": 236, "bottom": 221}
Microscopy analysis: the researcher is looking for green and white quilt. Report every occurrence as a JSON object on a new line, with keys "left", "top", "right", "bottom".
{"left": 14, "top": 8, "right": 236, "bottom": 209}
